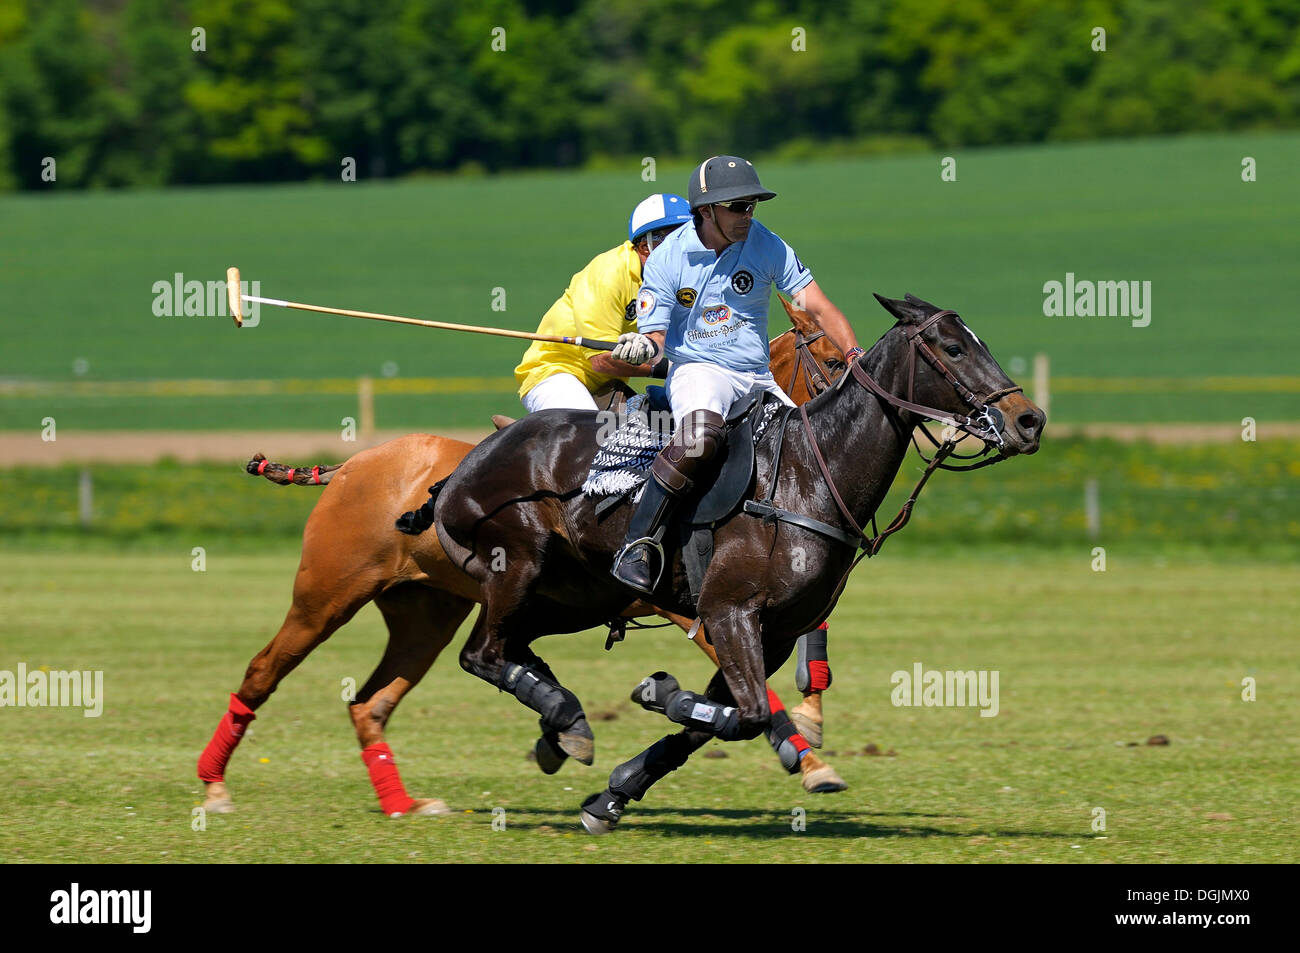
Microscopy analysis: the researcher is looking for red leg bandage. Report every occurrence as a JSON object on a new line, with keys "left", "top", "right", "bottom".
{"left": 361, "top": 742, "right": 415, "bottom": 816}
{"left": 197, "top": 693, "right": 257, "bottom": 783}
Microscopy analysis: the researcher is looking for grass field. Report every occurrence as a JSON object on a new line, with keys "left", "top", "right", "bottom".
{"left": 4, "top": 132, "right": 1299, "bottom": 430}
{"left": 1, "top": 546, "right": 1295, "bottom": 864}
{"left": 2, "top": 436, "right": 1297, "bottom": 555}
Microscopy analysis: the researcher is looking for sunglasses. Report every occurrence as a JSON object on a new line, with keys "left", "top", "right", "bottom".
{"left": 714, "top": 200, "right": 756, "bottom": 214}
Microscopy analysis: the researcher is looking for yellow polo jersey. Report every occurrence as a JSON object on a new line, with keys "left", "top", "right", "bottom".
{"left": 515, "top": 241, "right": 642, "bottom": 399}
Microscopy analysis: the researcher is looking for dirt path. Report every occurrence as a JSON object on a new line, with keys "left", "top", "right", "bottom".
{"left": 2, "top": 421, "right": 1296, "bottom": 466}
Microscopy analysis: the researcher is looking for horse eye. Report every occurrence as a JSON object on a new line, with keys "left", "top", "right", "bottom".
{"left": 826, "top": 359, "right": 844, "bottom": 370}
{"left": 945, "top": 345, "right": 962, "bottom": 358}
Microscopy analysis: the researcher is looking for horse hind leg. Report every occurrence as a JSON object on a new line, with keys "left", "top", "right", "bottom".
{"left": 350, "top": 582, "right": 473, "bottom": 817}
{"left": 458, "top": 602, "right": 595, "bottom": 766}
{"left": 198, "top": 571, "right": 382, "bottom": 814}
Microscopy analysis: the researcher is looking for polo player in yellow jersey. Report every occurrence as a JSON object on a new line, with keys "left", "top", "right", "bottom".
{"left": 514, "top": 194, "right": 691, "bottom": 412}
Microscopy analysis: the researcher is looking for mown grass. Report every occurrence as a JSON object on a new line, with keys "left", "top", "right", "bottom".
{"left": 0, "top": 547, "right": 1295, "bottom": 863}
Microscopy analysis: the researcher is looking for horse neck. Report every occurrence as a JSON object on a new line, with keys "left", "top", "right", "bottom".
{"left": 799, "top": 330, "right": 918, "bottom": 528}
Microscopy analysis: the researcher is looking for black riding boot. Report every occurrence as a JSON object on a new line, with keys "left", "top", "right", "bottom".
{"left": 611, "top": 409, "right": 726, "bottom": 596}
{"left": 611, "top": 477, "right": 681, "bottom": 594}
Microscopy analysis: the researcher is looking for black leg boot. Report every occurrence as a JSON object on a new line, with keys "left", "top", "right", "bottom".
{"left": 611, "top": 409, "right": 726, "bottom": 596}
{"left": 610, "top": 477, "right": 679, "bottom": 595}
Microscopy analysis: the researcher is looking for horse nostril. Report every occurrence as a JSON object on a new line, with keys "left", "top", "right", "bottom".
{"left": 1017, "top": 412, "right": 1041, "bottom": 437}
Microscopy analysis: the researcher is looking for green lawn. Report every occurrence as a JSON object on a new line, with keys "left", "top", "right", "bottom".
{"left": 0, "top": 546, "right": 1295, "bottom": 863}
{"left": 3, "top": 131, "right": 1298, "bottom": 429}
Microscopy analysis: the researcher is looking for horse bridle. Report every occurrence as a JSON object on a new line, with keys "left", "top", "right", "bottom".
{"left": 786, "top": 328, "right": 835, "bottom": 399}
{"left": 756, "top": 310, "right": 1022, "bottom": 559}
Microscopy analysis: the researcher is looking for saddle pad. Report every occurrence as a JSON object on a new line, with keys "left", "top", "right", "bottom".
{"left": 582, "top": 393, "right": 781, "bottom": 500}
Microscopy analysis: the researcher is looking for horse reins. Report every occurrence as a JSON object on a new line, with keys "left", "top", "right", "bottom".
{"left": 755, "top": 311, "right": 1021, "bottom": 560}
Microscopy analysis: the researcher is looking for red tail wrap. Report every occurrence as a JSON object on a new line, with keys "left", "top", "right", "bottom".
{"left": 197, "top": 693, "right": 257, "bottom": 783}
{"left": 361, "top": 743, "right": 415, "bottom": 816}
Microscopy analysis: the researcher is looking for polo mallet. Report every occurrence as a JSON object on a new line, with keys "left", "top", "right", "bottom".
{"left": 225, "top": 266, "right": 619, "bottom": 351}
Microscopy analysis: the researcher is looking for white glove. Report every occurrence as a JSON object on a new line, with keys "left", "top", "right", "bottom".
{"left": 611, "top": 332, "right": 655, "bottom": 365}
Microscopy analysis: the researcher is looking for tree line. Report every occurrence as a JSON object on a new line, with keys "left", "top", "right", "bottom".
{"left": 1, "top": 0, "right": 1296, "bottom": 190}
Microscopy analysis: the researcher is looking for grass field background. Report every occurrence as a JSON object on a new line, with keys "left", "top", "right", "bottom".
{"left": 3, "top": 132, "right": 1298, "bottom": 430}
{"left": 1, "top": 546, "right": 1295, "bottom": 864}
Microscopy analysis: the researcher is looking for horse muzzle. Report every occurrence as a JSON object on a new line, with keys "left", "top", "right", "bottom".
{"left": 991, "top": 392, "right": 1046, "bottom": 455}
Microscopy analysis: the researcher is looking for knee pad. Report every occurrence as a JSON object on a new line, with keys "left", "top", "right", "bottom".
{"left": 795, "top": 624, "right": 832, "bottom": 693}
{"left": 651, "top": 410, "right": 725, "bottom": 493}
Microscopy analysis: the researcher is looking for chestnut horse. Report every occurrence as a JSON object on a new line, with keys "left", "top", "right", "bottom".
{"left": 431, "top": 294, "right": 1047, "bottom": 832}
{"left": 197, "top": 301, "right": 849, "bottom": 816}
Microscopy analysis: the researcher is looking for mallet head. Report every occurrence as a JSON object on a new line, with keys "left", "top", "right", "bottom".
{"left": 226, "top": 266, "right": 243, "bottom": 327}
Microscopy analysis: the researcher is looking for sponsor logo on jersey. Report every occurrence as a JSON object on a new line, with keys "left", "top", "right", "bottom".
{"left": 625, "top": 300, "right": 636, "bottom": 321}
{"left": 677, "top": 287, "right": 697, "bottom": 307}
{"left": 700, "top": 304, "right": 731, "bottom": 325}
{"left": 636, "top": 289, "right": 656, "bottom": 318}
{"left": 731, "top": 270, "right": 754, "bottom": 294}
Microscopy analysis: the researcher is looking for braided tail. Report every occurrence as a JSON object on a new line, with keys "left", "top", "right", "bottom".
{"left": 395, "top": 478, "right": 448, "bottom": 536}
{"left": 245, "top": 452, "right": 342, "bottom": 486}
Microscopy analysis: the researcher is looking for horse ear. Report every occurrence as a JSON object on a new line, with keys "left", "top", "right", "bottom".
{"left": 779, "top": 293, "right": 819, "bottom": 334}
{"left": 873, "top": 293, "right": 926, "bottom": 325}
{"left": 903, "top": 292, "right": 942, "bottom": 313}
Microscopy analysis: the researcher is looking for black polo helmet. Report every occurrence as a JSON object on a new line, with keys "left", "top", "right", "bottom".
{"left": 687, "top": 155, "right": 776, "bottom": 210}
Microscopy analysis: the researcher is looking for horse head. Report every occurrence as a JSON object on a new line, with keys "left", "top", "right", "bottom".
{"left": 871, "top": 293, "right": 1045, "bottom": 456}
{"left": 770, "top": 294, "right": 850, "bottom": 404}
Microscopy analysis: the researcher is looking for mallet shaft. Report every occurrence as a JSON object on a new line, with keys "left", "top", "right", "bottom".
{"left": 240, "top": 292, "right": 617, "bottom": 351}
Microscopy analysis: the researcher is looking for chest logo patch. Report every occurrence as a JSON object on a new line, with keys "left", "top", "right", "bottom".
{"left": 677, "top": 287, "right": 697, "bottom": 307}
{"left": 731, "top": 270, "right": 754, "bottom": 295}
{"left": 701, "top": 304, "right": 731, "bottom": 325}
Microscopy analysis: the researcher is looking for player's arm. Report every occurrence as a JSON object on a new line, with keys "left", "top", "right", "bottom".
{"left": 796, "top": 281, "right": 862, "bottom": 359}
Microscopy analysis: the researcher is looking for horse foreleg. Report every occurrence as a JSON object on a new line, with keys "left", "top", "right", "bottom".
{"left": 790, "top": 622, "right": 832, "bottom": 748}
{"left": 580, "top": 728, "right": 712, "bottom": 835}
{"left": 349, "top": 583, "right": 472, "bottom": 817}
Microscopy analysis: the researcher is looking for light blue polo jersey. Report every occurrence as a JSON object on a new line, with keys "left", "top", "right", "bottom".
{"left": 635, "top": 219, "right": 814, "bottom": 374}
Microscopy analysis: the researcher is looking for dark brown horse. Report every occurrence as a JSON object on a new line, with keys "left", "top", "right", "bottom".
{"left": 432, "top": 294, "right": 1046, "bottom": 832}
{"left": 197, "top": 304, "right": 849, "bottom": 817}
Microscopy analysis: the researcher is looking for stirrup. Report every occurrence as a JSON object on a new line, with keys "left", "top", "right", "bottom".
{"left": 611, "top": 535, "right": 665, "bottom": 595}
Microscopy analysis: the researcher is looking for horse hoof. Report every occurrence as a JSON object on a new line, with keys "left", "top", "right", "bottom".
{"left": 801, "top": 762, "right": 848, "bottom": 794}
{"left": 559, "top": 717, "right": 595, "bottom": 765}
{"left": 790, "top": 707, "right": 823, "bottom": 749}
{"left": 203, "top": 782, "right": 234, "bottom": 814}
{"left": 579, "top": 791, "right": 622, "bottom": 835}
{"left": 535, "top": 732, "right": 569, "bottom": 775}
{"left": 405, "top": 798, "right": 452, "bottom": 816}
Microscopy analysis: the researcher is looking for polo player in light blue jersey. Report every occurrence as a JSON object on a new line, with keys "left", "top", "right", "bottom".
{"left": 609, "top": 155, "right": 863, "bottom": 595}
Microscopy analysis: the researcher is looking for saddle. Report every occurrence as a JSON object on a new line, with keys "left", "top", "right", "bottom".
{"left": 584, "top": 383, "right": 783, "bottom": 605}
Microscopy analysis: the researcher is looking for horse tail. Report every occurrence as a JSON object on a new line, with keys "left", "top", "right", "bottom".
{"left": 395, "top": 477, "right": 449, "bottom": 536}
{"left": 245, "top": 452, "right": 342, "bottom": 487}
